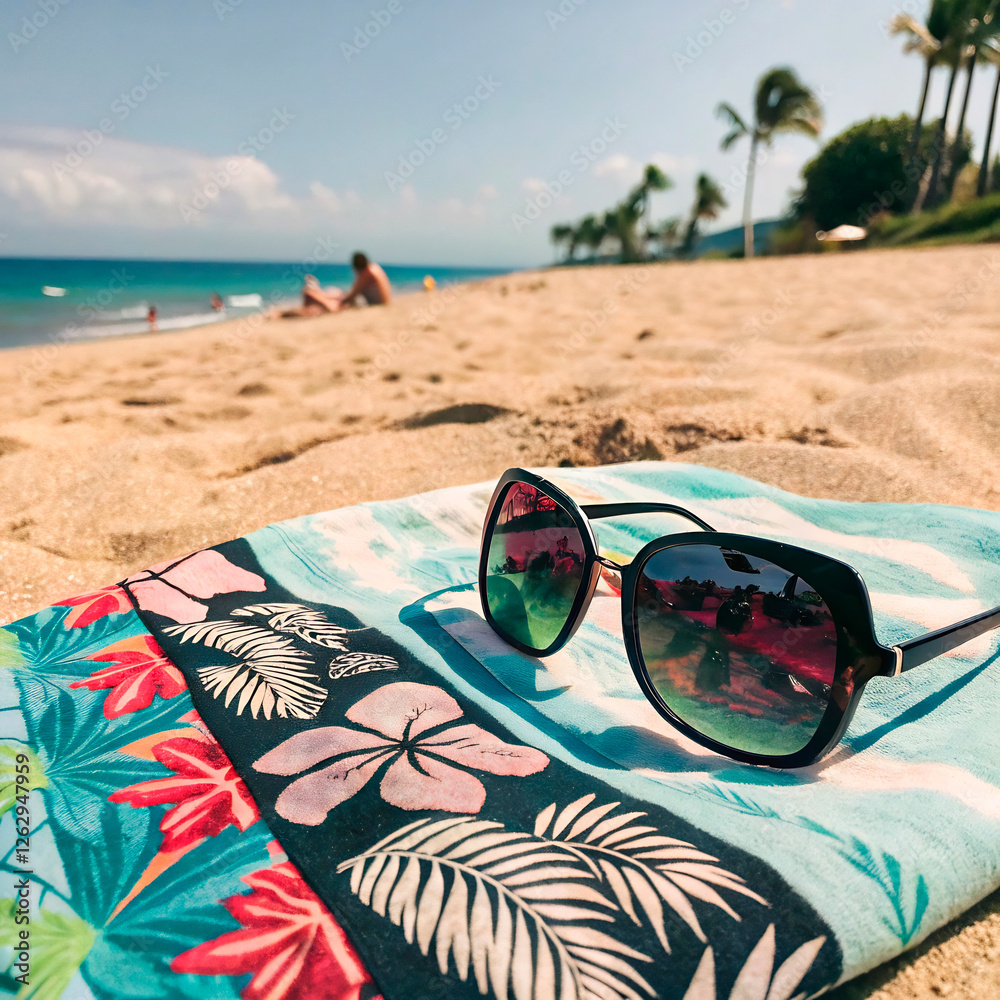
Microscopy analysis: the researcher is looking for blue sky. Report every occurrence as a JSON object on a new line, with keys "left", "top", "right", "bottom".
{"left": 0, "top": 0, "right": 991, "bottom": 266}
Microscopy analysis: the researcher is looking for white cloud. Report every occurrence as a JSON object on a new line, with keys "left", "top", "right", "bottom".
{"left": 649, "top": 151, "right": 699, "bottom": 174}
{"left": 309, "top": 180, "right": 343, "bottom": 212}
{"left": 591, "top": 151, "right": 699, "bottom": 183}
{"left": 770, "top": 150, "right": 799, "bottom": 167}
{"left": 398, "top": 183, "right": 418, "bottom": 209}
{"left": 477, "top": 182, "right": 499, "bottom": 200}
{"left": 0, "top": 125, "right": 360, "bottom": 230}
{"left": 521, "top": 176, "right": 546, "bottom": 194}
{"left": 592, "top": 153, "right": 637, "bottom": 178}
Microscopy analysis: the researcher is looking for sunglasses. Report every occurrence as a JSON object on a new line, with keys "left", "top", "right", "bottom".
{"left": 478, "top": 468, "right": 1000, "bottom": 768}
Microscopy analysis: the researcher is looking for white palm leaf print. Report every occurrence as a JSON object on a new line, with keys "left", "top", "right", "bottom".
{"left": 328, "top": 651, "right": 400, "bottom": 680}
{"left": 338, "top": 815, "right": 657, "bottom": 1000}
{"left": 231, "top": 602, "right": 371, "bottom": 650}
{"left": 681, "top": 924, "right": 828, "bottom": 1000}
{"left": 163, "top": 619, "right": 328, "bottom": 720}
{"left": 533, "top": 794, "right": 768, "bottom": 954}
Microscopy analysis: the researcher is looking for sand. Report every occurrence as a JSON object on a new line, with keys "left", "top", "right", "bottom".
{"left": 2, "top": 243, "right": 1000, "bottom": 995}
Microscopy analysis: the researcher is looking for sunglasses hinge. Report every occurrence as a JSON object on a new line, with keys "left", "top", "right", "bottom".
{"left": 890, "top": 645, "right": 903, "bottom": 678}
{"left": 597, "top": 555, "right": 625, "bottom": 572}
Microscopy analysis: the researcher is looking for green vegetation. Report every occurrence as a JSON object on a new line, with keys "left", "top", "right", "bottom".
{"left": 549, "top": 1, "right": 1000, "bottom": 265}
{"left": 793, "top": 115, "right": 966, "bottom": 231}
{"left": 871, "top": 190, "right": 1000, "bottom": 245}
{"left": 716, "top": 66, "right": 824, "bottom": 257}
{"left": 549, "top": 164, "right": 674, "bottom": 264}
{"left": 682, "top": 174, "right": 728, "bottom": 256}
{"left": 549, "top": 167, "right": 730, "bottom": 264}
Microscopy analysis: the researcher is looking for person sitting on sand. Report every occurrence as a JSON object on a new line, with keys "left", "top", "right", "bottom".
{"left": 268, "top": 254, "right": 390, "bottom": 319}
{"left": 341, "top": 252, "right": 391, "bottom": 307}
{"left": 270, "top": 274, "right": 343, "bottom": 319}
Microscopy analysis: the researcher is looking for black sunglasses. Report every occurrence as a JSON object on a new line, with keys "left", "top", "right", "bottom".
{"left": 478, "top": 468, "right": 1000, "bottom": 768}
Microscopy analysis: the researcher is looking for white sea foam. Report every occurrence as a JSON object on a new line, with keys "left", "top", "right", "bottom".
{"left": 71, "top": 311, "right": 228, "bottom": 340}
{"left": 227, "top": 293, "right": 263, "bottom": 308}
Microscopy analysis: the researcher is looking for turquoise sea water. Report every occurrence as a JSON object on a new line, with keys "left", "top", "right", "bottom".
{"left": 0, "top": 258, "right": 514, "bottom": 350}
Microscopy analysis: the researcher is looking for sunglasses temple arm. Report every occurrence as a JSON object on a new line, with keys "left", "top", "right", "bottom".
{"left": 895, "top": 604, "right": 1000, "bottom": 672}
{"left": 580, "top": 502, "right": 717, "bottom": 533}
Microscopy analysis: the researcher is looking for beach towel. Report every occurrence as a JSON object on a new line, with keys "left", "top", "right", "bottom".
{"left": 2, "top": 461, "right": 999, "bottom": 1000}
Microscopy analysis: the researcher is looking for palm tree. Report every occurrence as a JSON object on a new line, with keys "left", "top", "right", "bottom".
{"left": 979, "top": 37, "right": 1000, "bottom": 193}
{"left": 890, "top": 1, "right": 948, "bottom": 168}
{"left": 647, "top": 217, "right": 681, "bottom": 259}
{"left": 576, "top": 214, "right": 606, "bottom": 260}
{"left": 946, "top": 1, "right": 998, "bottom": 191}
{"left": 603, "top": 164, "right": 673, "bottom": 264}
{"left": 682, "top": 175, "right": 728, "bottom": 257}
{"left": 924, "top": 0, "right": 982, "bottom": 206}
{"left": 550, "top": 223, "right": 573, "bottom": 262}
{"left": 636, "top": 164, "right": 672, "bottom": 235}
{"left": 717, "top": 67, "right": 823, "bottom": 258}
{"left": 550, "top": 222, "right": 582, "bottom": 263}
{"left": 602, "top": 203, "right": 644, "bottom": 264}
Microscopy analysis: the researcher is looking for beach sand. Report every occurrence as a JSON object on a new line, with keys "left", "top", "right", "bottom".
{"left": 2, "top": 243, "right": 1000, "bottom": 996}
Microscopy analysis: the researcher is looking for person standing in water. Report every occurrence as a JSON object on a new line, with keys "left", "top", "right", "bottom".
{"left": 147, "top": 304, "right": 158, "bottom": 332}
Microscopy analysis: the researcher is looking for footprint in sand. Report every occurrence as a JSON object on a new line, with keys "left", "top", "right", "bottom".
{"left": 396, "top": 403, "right": 512, "bottom": 430}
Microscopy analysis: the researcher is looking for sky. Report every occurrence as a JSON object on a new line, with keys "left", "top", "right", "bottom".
{"left": 0, "top": 0, "right": 993, "bottom": 267}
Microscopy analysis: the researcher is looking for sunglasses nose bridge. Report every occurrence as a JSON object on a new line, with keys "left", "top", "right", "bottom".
{"left": 597, "top": 555, "right": 625, "bottom": 572}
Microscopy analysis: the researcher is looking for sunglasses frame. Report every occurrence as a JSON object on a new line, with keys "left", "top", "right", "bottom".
{"left": 479, "top": 468, "right": 925, "bottom": 768}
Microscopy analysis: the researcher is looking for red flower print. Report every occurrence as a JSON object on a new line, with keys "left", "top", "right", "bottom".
{"left": 110, "top": 732, "right": 259, "bottom": 851}
{"left": 124, "top": 549, "right": 266, "bottom": 625}
{"left": 254, "top": 682, "right": 550, "bottom": 826}
{"left": 172, "top": 861, "right": 375, "bottom": 1000}
{"left": 71, "top": 634, "right": 186, "bottom": 719}
{"left": 53, "top": 585, "right": 133, "bottom": 629}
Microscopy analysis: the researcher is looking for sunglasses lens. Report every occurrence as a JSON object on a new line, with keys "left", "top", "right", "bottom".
{"left": 635, "top": 544, "right": 837, "bottom": 757}
{"left": 484, "top": 482, "right": 588, "bottom": 652}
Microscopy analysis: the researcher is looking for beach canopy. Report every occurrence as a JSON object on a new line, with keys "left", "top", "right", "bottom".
{"left": 816, "top": 224, "right": 868, "bottom": 242}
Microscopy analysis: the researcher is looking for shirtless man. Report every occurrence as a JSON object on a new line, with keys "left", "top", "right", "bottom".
{"left": 270, "top": 253, "right": 390, "bottom": 319}
{"left": 340, "top": 252, "right": 392, "bottom": 307}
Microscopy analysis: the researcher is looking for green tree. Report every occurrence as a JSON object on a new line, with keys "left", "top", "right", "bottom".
{"left": 946, "top": 1, "right": 999, "bottom": 192}
{"left": 603, "top": 163, "right": 673, "bottom": 263}
{"left": 647, "top": 217, "right": 681, "bottom": 258}
{"left": 576, "top": 213, "right": 606, "bottom": 259}
{"left": 682, "top": 174, "right": 728, "bottom": 256}
{"left": 797, "top": 116, "right": 917, "bottom": 229}
{"left": 550, "top": 163, "right": 672, "bottom": 266}
{"left": 549, "top": 222, "right": 581, "bottom": 263}
{"left": 602, "top": 203, "right": 643, "bottom": 264}
{"left": 979, "top": 38, "right": 1000, "bottom": 193}
{"left": 891, "top": 0, "right": 952, "bottom": 169}
{"left": 717, "top": 66, "right": 824, "bottom": 258}
{"left": 923, "top": 0, "right": 984, "bottom": 206}
{"left": 636, "top": 163, "right": 672, "bottom": 233}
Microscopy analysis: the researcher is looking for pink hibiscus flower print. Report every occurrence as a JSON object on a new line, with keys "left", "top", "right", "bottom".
{"left": 124, "top": 549, "right": 266, "bottom": 624}
{"left": 254, "top": 682, "right": 549, "bottom": 825}
{"left": 53, "top": 585, "right": 133, "bottom": 629}
{"left": 71, "top": 633, "right": 186, "bottom": 719}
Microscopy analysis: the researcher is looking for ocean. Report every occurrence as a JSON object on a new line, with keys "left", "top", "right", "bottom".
{"left": 0, "top": 258, "right": 514, "bottom": 351}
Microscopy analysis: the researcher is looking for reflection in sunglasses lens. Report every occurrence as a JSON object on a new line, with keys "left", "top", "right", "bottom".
{"left": 636, "top": 545, "right": 837, "bottom": 756}
{"left": 485, "top": 482, "right": 587, "bottom": 652}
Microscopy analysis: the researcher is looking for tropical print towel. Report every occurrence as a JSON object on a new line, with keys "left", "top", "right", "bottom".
{"left": 2, "top": 461, "right": 999, "bottom": 1000}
